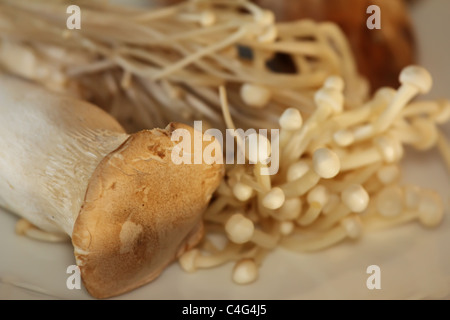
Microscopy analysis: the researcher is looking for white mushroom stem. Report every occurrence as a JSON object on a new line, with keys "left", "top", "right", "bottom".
{"left": 178, "top": 243, "right": 241, "bottom": 273}
{"left": 282, "top": 216, "right": 363, "bottom": 252}
{"left": 0, "top": 76, "right": 129, "bottom": 237}
{"left": 432, "top": 100, "right": 450, "bottom": 124}
{"left": 400, "top": 100, "right": 440, "bottom": 119}
{"left": 332, "top": 87, "right": 396, "bottom": 129}
{"left": 322, "top": 194, "right": 340, "bottom": 216}
{"left": 352, "top": 124, "right": 376, "bottom": 142}
{"left": 311, "top": 184, "right": 369, "bottom": 231}
{"left": 280, "top": 148, "right": 340, "bottom": 198}
{"left": 362, "top": 190, "right": 444, "bottom": 231}
{"left": 176, "top": 10, "right": 217, "bottom": 27}
{"left": 286, "top": 160, "right": 310, "bottom": 182}
{"left": 404, "top": 185, "right": 422, "bottom": 209}
{"left": 375, "top": 185, "right": 404, "bottom": 218}
{"left": 258, "top": 25, "right": 278, "bottom": 43}
{"left": 203, "top": 196, "right": 231, "bottom": 219}
{"left": 340, "top": 135, "right": 403, "bottom": 171}
{"left": 279, "top": 108, "right": 303, "bottom": 148}
{"left": 280, "top": 169, "right": 320, "bottom": 198}
{"left": 282, "top": 83, "right": 344, "bottom": 165}
{"left": 323, "top": 162, "right": 380, "bottom": 193}
{"left": 399, "top": 99, "right": 450, "bottom": 126}
{"left": 273, "top": 197, "right": 303, "bottom": 221}
{"left": 390, "top": 118, "right": 438, "bottom": 150}
{"left": 296, "top": 185, "right": 329, "bottom": 226}
{"left": 376, "top": 165, "right": 400, "bottom": 185}
{"left": 373, "top": 66, "right": 433, "bottom": 133}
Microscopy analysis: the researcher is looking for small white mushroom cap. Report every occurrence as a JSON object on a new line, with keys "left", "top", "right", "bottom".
{"left": 404, "top": 185, "right": 421, "bottom": 209}
{"left": 333, "top": 129, "right": 355, "bottom": 147}
{"left": 279, "top": 221, "right": 295, "bottom": 236}
{"left": 400, "top": 65, "right": 433, "bottom": 95}
{"left": 199, "top": 10, "right": 216, "bottom": 27}
{"left": 232, "top": 259, "right": 259, "bottom": 285}
{"left": 233, "top": 182, "right": 254, "bottom": 202}
{"left": 377, "top": 165, "right": 400, "bottom": 185}
{"left": 255, "top": 10, "right": 275, "bottom": 26}
{"left": 324, "top": 76, "right": 345, "bottom": 92}
{"left": 178, "top": 249, "right": 200, "bottom": 273}
{"left": 376, "top": 185, "right": 404, "bottom": 218}
{"left": 279, "top": 108, "right": 303, "bottom": 131}
{"left": 418, "top": 191, "right": 444, "bottom": 228}
{"left": 262, "top": 187, "right": 285, "bottom": 210}
{"left": 374, "top": 135, "right": 403, "bottom": 163}
{"left": 240, "top": 83, "right": 272, "bottom": 108}
{"left": 314, "top": 87, "right": 344, "bottom": 114}
{"left": 245, "top": 132, "right": 272, "bottom": 164}
{"left": 275, "top": 197, "right": 303, "bottom": 220}
{"left": 307, "top": 185, "right": 329, "bottom": 207}
{"left": 340, "top": 216, "right": 363, "bottom": 239}
{"left": 341, "top": 184, "right": 369, "bottom": 213}
{"left": 312, "top": 148, "right": 341, "bottom": 179}
{"left": 410, "top": 118, "right": 438, "bottom": 150}
{"left": 225, "top": 213, "right": 255, "bottom": 244}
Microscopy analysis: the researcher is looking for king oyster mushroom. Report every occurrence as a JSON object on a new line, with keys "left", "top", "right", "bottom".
{"left": 0, "top": 74, "right": 224, "bottom": 298}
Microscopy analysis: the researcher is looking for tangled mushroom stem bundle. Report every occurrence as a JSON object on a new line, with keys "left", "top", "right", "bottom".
{"left": 0, "top": 0, "right": 367, "bottom": 132}
{"left": 0, "top": 0, "right": 449, "bottom": 290}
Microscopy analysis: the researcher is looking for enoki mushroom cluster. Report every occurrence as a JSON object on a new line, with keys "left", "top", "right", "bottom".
{"left": 0, "top": 0, "right": 449, "bottom": 286}
{"left": 0, "top": 0, "right": 367, "bottom": 132}
{"left": 180, "top": 66, "right": 450, "bottom": 284}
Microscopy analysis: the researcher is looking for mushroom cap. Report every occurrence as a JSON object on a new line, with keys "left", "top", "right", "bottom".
{"left": 341, "top": 184, "right": 369, "bottom": 213}
{"left": 240, "top": 83, "right": 272, "bottom": 108}
{"left": 399, "top": 65, "right": 432, "bottom": 94}
{"left": 279, "top": 108, "right": 303, "bottom": 131}
{"left": 324, "top": 76, "right": 345, "bottom": 92}
{"left": 262, "top": 187, "right": 285, "bottom": 210}
{"left": 72, "top": 123, "right": 224, "bottom": 299}
{"left": 312, "top": 148, "right": 340, "bottom": 179}
{"left": 314, "top": 87, "right": 344, "bottom": 114}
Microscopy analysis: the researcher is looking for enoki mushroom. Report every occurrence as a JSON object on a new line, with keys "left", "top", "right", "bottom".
{"left": 0, "top": 0, "right": 367, "bottom": 132}
{"left": 0, "top": 0, "right": 449, "bottom": 286}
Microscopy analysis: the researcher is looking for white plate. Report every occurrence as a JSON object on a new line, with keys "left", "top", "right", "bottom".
{"left": 1, "top": 0, "right": 449, "bottom": 300}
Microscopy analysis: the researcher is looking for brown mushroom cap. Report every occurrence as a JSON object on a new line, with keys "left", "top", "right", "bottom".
{"left": 72, "top": 123, "right": 224, "bottom": 299}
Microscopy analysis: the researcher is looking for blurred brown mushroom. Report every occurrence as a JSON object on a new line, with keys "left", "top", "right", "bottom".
{"left": 156, "top": 0, "right": 416, "bottom": 91}
{"left": 254, "top": 0, "right": 417, "bottom": 91}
